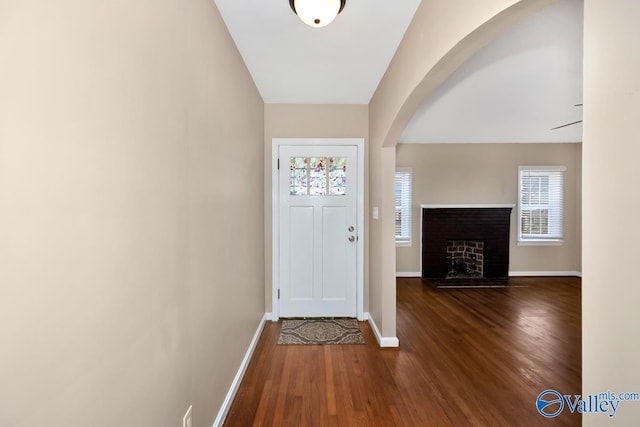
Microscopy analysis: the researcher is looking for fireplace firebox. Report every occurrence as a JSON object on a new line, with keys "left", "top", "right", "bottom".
{"left": 421, "top": 205, "right": 513, "bottom": 279}
{"left": 447, "top": 240, "right": 484, "bottom": 278}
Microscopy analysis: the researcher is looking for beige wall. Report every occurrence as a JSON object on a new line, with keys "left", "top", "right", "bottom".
{"left": 263, "top": 105, "right": 369, "bottom": 313}
{"left": 368, "top": 0, "right": 556, "bottom": 340}
{"left": 583, "top": 1, "right": 640, "bottom": 425}
{"left": 0, "top": 1, "right": 264, "bottom": 426}
{"left": 396, "top": 143, "right": 582, "bottom": 275}
{"left": 186, "top": 1, "right": 265, "bottom": 425}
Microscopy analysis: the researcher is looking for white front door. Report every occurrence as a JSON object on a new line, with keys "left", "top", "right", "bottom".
{"left": 278, "top": 145, "right": 358, "bottom": 317}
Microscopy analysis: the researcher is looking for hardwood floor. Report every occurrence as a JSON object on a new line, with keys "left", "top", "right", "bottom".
{"left": 224, "top": 277, "right": 581, "bottom": 426}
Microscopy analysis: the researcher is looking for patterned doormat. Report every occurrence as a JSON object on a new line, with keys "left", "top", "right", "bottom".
{"left": 277, "top": 318, "right": 365, "bottom": 345}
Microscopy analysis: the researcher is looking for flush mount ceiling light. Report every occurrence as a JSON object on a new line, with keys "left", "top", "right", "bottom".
{"left": 289, "top": 0, "right": 346, "bottom": 28}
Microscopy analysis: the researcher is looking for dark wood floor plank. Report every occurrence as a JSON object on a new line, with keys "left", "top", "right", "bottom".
{"left": 224, "top": 277, "right": 581, "bottom": 426}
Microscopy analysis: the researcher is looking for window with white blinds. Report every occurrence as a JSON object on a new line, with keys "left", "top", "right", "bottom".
{"left": 518, "top": 166, "right": 566, "bottom": 242}
{"left": 395, "top": 169, "right": 412, "bottom": 244}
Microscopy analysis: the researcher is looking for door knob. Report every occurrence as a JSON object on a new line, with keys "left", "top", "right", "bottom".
{"left": 348, "top": 236, "right": 356, "bottom": 242}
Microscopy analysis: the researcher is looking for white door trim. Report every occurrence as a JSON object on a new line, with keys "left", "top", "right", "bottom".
{"left": 272, "top": 138, "right": 365, "bottom": 321}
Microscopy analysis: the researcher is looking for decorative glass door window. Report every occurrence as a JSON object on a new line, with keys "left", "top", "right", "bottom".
{"left": 290, "top": 157, "right": 309, "bottom": 195}
{"left": 329, "top": 157, "right": 347, "bottom": 195}
{"left": 309, "top": 157, "right": 327, "bottom": 195}
{"left": 290, "top": 157, "right": 346, "bottom": 196}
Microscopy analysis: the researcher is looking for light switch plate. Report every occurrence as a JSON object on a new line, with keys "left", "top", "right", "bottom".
{"left": 373, "top": 207, "right": 379, "bottom": 219}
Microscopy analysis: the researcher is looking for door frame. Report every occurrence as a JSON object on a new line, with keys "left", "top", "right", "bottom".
{"left": 271, "top": 138, "right": 365, "bottom": 321}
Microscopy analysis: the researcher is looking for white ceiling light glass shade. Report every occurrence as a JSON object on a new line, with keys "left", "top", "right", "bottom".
{"left": 289, "top": 0, "right": 346, "bottom": 28}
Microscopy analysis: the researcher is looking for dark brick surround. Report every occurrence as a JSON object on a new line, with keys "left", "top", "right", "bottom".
{"left": 422, "top": 208, "right": 513, "bottom": 278}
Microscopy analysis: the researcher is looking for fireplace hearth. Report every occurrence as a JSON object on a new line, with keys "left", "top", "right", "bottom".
{"left": 421, "top": 205, "right": 514, "bottom": 279}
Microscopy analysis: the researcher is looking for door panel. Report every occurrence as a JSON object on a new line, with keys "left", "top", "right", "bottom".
{"left": 289, "top": 206, "right": 314, "bottom": 300}
{"left": 279, "top": 145, "right": 357, "bottom": 317}
{"left": 322, "top": 206, "right": 347, "bottom": 300}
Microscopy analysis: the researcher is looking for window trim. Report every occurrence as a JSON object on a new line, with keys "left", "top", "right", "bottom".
{"left": 517, "top": 165, "right": 566, "bottom": 245}
{"left": 395, "top": 168, "right": 412, "bottom": 246}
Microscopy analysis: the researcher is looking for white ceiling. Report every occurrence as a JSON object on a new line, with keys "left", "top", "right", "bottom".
{"left": 215, "top": 0, "right": 583, "bottom": 143}
{"left": 214, "top": 0, "right": 421, "bottom": 104}
{"left": 401, "top": 0, "right": 583, "bottom": 144}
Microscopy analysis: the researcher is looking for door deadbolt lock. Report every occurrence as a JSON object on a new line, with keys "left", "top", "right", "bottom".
{"left": 348, "top": 226, "right": 355, "bottom": 232}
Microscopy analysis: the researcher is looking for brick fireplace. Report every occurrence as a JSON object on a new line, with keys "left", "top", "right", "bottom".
{"left": 421, "top": 205, "right": 514, "bottom": 279}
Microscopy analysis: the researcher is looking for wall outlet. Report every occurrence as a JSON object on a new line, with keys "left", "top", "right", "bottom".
{"left": 183, "top": 405, "right": 193, "bottom": 427}
{"left": 372, "top": 206, "right": 379, "bottom": 219}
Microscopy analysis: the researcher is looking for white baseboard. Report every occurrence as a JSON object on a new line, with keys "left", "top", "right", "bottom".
{"left": 366, "top": 313, "right": 399, "bottom": 348}
{"left": 265, "top": 312, "right": 278, "bottom": 322}
{"left": 509, "top": 271, "right": 582, "bottom": 277}
{"left": 396, "top": 272, "right": 421, "bottom": 277}
{"left": 213, "top": 314, "right": 267, "bottom": 427}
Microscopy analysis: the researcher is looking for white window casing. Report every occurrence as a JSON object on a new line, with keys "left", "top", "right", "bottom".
{"left": 518, "top": 165, "right": 566, "bottom": 244}
{"left": 395, "top": 168, "right": 412, "bottom": 245}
